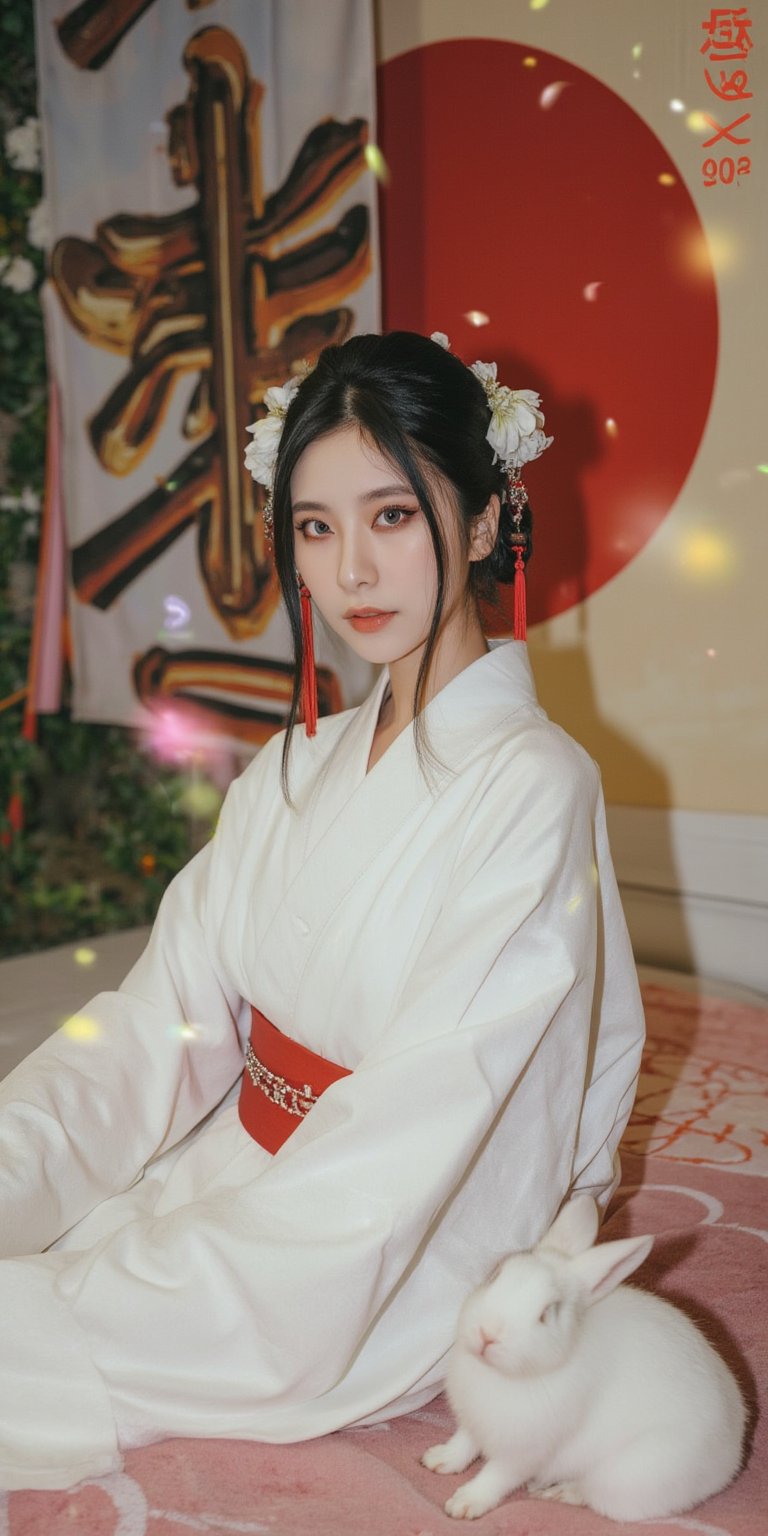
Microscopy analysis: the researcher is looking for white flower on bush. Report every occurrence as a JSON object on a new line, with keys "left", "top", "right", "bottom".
{"left": 244, "top": 377, "right": 302, "bottom": 489}
{"left": 0, "top": 485, "right": 40, "bottom": 516}
{"left": 20, "top": 486, "right": 41, "bottom": 514}
{"left": 430, "top": 331, "right": 451, "bottom": 351}
{"left": 4, "top": 116, "right": 42, "bottom": 173}
{"left": 0, "top": 255, "right": 37, "bottom": 293}
{"left": 470, "top": 362, "right": 553, "bottom": 468}
{"left": 27, "top": 198, "right": 52, "bottom": 250}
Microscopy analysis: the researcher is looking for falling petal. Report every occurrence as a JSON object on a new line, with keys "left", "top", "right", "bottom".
{"left": 163, "top": 594, "right": 191, "bottom": 631}
{"left": 583, "top": 281, "right": 602, "bottom": 302}
{"left": 364, "top": 144, "right": 391, "bottom": 184}
{"left": 540, "top": 81, "right": 569, "bottom": 110}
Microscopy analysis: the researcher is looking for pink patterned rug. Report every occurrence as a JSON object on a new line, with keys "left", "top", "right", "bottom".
{"left": 4, "top": 981, "right": 767, "bottom": 1535}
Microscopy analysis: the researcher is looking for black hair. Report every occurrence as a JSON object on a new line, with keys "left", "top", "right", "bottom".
{"left": 270, "top": 330, "right": 533, "bottom": 797}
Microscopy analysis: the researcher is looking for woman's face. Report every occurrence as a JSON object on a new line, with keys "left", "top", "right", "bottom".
{"left": 290, "top": 425, "right": 472, "bottom": 666}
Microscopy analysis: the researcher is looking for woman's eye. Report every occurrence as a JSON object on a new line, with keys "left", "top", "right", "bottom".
{"left": 296, "top": 518, "right": 331, "bottom": 539}
{"left": 375, "top": 506, "right": 416, "bottom": 528}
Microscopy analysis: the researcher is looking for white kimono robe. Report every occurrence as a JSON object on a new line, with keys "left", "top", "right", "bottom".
{"left": 0, "top": 642, "right": 644, "bottom": 1490}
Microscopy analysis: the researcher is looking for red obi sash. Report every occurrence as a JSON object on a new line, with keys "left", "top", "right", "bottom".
{"left": 238, "top": 1006, "right": 351, "bottom": 1153}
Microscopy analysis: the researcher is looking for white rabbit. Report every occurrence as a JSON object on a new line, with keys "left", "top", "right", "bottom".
{"left": 422, "top": 1195, "right": 746, "bottom": 1522}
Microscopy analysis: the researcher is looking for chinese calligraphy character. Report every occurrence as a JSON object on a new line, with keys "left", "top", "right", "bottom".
{"left": 701, "top": 110, "right": 751, "bottom": 146}
{"left": 700, "top": 7, "right": 753, "bottom": 61}
{"left": 53, "top": 28, "right": 372, "bottom": 642}
{"left": 703, "top": 66, "right": 753, "bottom": 99}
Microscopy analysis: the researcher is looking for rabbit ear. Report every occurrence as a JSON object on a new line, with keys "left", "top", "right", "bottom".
{"left": 537, "top": 1196, "right": 600, "bottom": 1257}
{"left": 570, "top": 1233, "right": 655, "bottom": 1304}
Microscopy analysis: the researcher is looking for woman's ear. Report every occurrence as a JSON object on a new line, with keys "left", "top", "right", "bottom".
{"left": 468, "top": 494, "right": 501, "bottom": 562}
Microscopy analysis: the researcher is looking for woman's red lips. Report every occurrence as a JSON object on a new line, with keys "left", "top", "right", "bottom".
{"left": 345, "top": 608, "right": 396, "bottom": 632}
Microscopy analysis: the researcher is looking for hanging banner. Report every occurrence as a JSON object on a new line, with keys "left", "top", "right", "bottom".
{"left": 36, "top": 0, "right": 380, "bottom": 744}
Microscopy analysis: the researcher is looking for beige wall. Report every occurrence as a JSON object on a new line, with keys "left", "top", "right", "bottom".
{"left": 375, "top": 0, "right": 767, "bottom": 815}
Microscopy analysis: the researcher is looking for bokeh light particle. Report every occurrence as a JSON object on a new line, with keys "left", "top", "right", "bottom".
{"left": 464, "top": 309, "right": 490, "bottom": 327}
{"left": 682, "top": 226, "right": 738, "bottom": 276}
{"left": 61, "top": 1014, "right": 101, "bottom": 1042}
{"left": 522, "top": 55, "right": 538, "bottom": 68}
{"left": 658, "top": 172, "right": 677, "bottom": 187}
{"left": 583, "top": 280, "right": 602, "bottom": 302}
{"left": 686, "top": 110, "right": 709, "bottom": 134}
{"left": 74, "top": 946, "right": 97, "bottom": 967}
{"left": 669, "top": 98, "right": 685, "bottom": 114}
{"left": 679, "top": 530, "right": 734, "bottom": 579}
{"left": 756, "top": 464, "right": 768, "bottom": 475}
{"left": 605, "top": 417, "right": 619, "bottom": 438}
{"left": 178, "top": 779, "right": 223, "bottom": 820}
{"left": 706, "top": 648, "right": 717, "bottom": 658}
{"left": 530, "top": 0, "right": 550, "bottom": 9}
{"left": 364, "top": 144, "right": 390, "bottom": 184}
{"left": 631, "top": 43, "right": 643, "bottom": 61}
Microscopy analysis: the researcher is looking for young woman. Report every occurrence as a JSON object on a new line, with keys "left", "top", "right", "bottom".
{"left": 0, "top": 332, "right": 644, "bottom": 1490}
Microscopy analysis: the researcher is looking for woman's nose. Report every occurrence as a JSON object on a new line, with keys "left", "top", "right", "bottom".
{"left": 336, "top": 533, "right": 377, "bottom": 590}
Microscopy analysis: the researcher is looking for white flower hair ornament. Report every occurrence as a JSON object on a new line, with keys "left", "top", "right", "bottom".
{"left": 244, "top": 376, "right": 303, "bottom": 536}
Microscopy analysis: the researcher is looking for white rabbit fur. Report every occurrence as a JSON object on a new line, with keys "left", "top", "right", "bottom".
{"left": 423, "top": 1195, "right": 746, "bottom": 1522}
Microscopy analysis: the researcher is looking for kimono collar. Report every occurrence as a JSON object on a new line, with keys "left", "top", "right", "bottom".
{"left": 373, "top": 639, "right": 541, "bottom": 771}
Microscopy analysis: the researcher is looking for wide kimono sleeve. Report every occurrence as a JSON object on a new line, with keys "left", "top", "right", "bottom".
{"left": 0, "top": 762, "right": 256, "bottom": 1259}
{"left": 44, "top": 733, "right": 645, "bottom": 1448}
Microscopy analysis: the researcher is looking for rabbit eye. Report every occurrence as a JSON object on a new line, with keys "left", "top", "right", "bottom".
{"left": 539, "top": 1301, "right": 561, "bottom": 1326}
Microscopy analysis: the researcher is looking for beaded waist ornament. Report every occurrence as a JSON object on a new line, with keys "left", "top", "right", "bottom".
{"left": 238, "top": 1006, "right": 351, "bottom": 1153}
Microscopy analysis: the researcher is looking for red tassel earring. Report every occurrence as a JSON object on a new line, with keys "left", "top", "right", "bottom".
{"left": 299, "top": 579, "right": 318, "bottom": 736}
{"left": 513, "top": 545, "right": 527, "bottom": 641}
{"left": 507, "top": 468, "right": 528, "bottom": 642}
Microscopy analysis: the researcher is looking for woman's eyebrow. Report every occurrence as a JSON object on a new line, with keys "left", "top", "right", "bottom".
{"left": 292, "top": 484, "right": 416, "bottom": 514}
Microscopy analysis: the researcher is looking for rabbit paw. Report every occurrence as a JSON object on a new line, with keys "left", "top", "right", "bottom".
{"left": 529, "top": 1479, "right": 586, "bottom": 1506}
{"left": 445, "top": 1486, "right": 493, "bottom": 1520}
{"left": 445, "top": 1471, "right": 505, "bottom": 1521}
{"left": 422, "top": 1429, "right": 478, "bottom": 1475}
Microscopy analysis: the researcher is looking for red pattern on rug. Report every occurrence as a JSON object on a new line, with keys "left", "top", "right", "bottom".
{"left": 4, "top": 981, "right": 767, "bottom": 1534}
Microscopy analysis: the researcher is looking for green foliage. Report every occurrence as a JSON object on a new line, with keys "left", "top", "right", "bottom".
{"left": 0, "top": 0, "right": 212, "bottom": 959}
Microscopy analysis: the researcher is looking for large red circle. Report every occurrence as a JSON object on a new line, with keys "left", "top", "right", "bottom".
{"left": 377, "top": 40, "right": 718, "bottom": 627}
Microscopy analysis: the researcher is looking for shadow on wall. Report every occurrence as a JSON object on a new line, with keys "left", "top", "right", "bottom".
{"left": 529, "top": 636, "right": 696, "bottom": 980}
